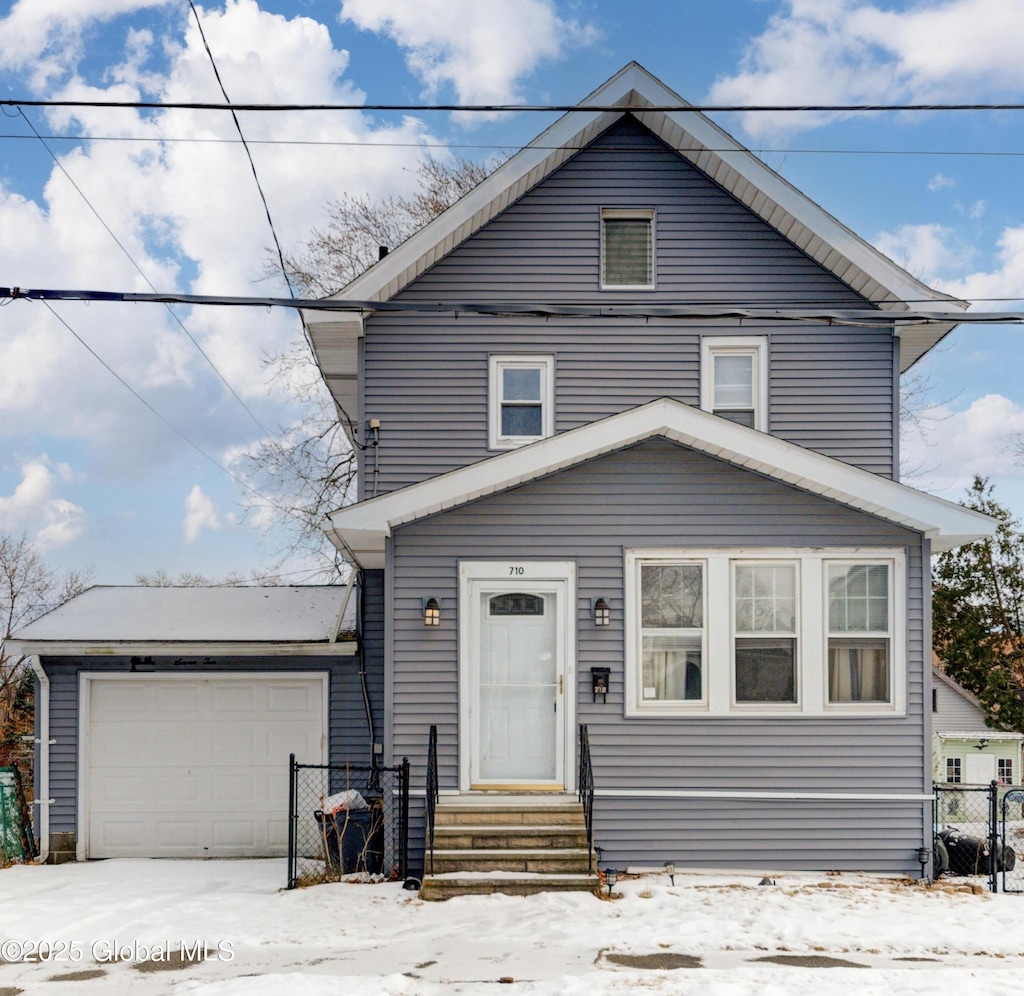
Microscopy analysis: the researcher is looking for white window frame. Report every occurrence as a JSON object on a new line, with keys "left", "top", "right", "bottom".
{"left": 625, "top": 548, "right": 906, "bottom": 718}
{"left": 946, "top": 756, "right": 962, "bottom": 784}
{"left": 488, "top": 355, "right": 554, "bottom": 450}
{"left": 998, "top": 757, "right": 1014, "bottom": 785}
{"left": 600, "top": 208, "right": 655, "bottom": 290}
{"left": 700, "top": 336, "right": 768, "bottom": 431}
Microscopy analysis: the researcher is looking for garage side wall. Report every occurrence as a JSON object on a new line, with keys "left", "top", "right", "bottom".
{"left": 39, "top": 653, "right": 378, "bottom": 856}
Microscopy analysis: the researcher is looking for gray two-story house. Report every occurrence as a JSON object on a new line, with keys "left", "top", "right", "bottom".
{"left": 305, "top": 63, "right": 994, "bottom": 885}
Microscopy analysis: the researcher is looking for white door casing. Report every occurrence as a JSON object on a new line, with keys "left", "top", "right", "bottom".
{"left": 78, "top": 673, "right": 327, "bottom": 859}
{"left": 459, "top": 561, "right": 576, "bottom": 791}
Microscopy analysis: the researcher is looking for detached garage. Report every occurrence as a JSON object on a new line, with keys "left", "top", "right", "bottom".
{"left": 8, "top": 584, "right": 382, "bottom": 863}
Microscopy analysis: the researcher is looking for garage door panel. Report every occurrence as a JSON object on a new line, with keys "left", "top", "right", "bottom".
{"left": 86, "top": 675, "right": 325, "bottom": 858}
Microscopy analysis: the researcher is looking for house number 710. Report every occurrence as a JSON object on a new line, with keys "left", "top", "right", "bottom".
{"left": 508, "top": 566, "right": 524, "bottom": 575}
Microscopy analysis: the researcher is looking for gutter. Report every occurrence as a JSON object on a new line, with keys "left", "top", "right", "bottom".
{"left": 26, "top": 655, "right": 51, "bottom": 863}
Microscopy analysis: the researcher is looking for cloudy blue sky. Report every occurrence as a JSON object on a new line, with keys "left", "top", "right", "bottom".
{"left": 2, "top": 0, "right": 1024, "bottom": 584}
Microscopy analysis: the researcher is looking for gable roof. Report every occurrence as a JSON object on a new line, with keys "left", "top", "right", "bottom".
{"left": 6, "top": 586, "right": 357, "bottom": 656}
{"left": 304, "top": 62, "right": 966, "bottom": 376}
{"left": 322, "top": 397, "right": 994, "bottom": 568}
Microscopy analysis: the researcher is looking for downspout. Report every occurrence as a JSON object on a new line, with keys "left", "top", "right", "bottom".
{"left": 356, "top": 572, "right": 377, "bottom": 767}
{"left": 26, "top": 655, "right": 51, "bottom": 863}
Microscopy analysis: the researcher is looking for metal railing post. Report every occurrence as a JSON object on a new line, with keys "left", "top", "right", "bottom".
{"left": 990, "top": 779, "right": 999, "bottom": 894}
{"left": 400, "top": 756, "right": 410, "bottom": 880}
{"left": 287, "top": 753, "right": 296, "bottom": 890}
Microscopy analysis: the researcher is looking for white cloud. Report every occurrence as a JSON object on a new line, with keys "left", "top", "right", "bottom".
{"left": 938, "top": 225, "right": 1024, "bottom": 304}
{"left": 0, "top": 458, "right": 88, "bottom": 550}
{"left": 902, "top": 394, "right": 1024, "bottom": 495}
{"left": 709, "top": 0, "right": 1024, "bottom": 138}
{"left": 182, "top": 484, "right": 220, "bottom": 543}
{"left": 928, "top": 174, "right": 954, "bottom": 192}
{"left": 873, "top": 222, "right": 973, "bottom": 285}
{"left": 340, "top": 0, "right": 599, "bottom": 108}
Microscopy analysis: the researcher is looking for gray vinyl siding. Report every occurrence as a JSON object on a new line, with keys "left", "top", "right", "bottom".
{"left": 38, "top": 654, "right": 379, "bottom": 838}
{"left": 933, "top": 677, "right": 988, "bottom": 733}
{"left": 361, "top": 117, "right": 895, "bottom": 495}
{"left": 388, "top": 437, "right": 927, "bottom": 872}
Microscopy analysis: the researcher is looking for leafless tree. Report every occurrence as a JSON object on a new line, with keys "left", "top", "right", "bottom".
{"left": 247, "top": 155, "right": 501, "bottom": 579}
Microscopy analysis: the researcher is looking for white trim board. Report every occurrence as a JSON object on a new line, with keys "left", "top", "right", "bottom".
{"left": 323, "top": 397, "right": 995, "bottom": 568}
{"left": 303, "top": 63, "right": 965, "bottom": 374}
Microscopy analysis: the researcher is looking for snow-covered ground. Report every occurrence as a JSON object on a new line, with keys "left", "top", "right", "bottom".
{"left": 1, "top": 860, "right": 1023, "bottom": 994}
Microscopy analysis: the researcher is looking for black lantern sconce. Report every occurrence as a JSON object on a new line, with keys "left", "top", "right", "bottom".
{"left": 422, "top": 597, "right": 441, "bottom": 627}
{"left": 591, "top": 667, "right": 611, "bottom": 703}
{"left": 591, "top": 597, "right": 611, "bottom": 626}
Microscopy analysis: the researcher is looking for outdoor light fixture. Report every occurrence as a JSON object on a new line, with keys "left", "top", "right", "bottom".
{"left": 664, "top": 861, "right": 675, "bottom": 886}
{"left": 422, "top": 597, "right": 441, "bottom": 627}
{"left": 916, "top": 846, "right": 930, "bottom": 880}
{"left": 592, "top": 597, "right": 611, "bottom": 626}
{"left": 975, "top": 737, "right": 989, "bottom": 751}
{"left": 605, "top": 868, "right": 618, "bottom": 896}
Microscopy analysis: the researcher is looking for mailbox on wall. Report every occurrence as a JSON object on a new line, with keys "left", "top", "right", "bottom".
{"left": 590, "top": 667, "right": 611, "bottom": 703}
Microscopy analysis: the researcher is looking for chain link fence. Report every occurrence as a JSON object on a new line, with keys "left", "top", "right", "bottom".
{"left": 1001, "top": 789, "right": 1024, "bottom": 894}
{"left": 287, "top": 755, "right": 409, "bottom": 889}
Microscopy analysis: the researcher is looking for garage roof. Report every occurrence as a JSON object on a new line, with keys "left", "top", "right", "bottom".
{"left": 8, "top": 585, "right": 357, "bottom": 654}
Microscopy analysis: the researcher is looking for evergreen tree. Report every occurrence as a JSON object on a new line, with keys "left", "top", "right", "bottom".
{"left": 932, "top": 477, "right": 1024, "bottom": 731}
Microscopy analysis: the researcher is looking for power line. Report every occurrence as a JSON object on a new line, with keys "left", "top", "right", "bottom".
{"left": 6, "top": 99, "right": 1024, "bottom": 114}
{"left": 4, "top": 130, "right": 1024, "bottom": 159}
{"left": 14, "top": 107, "right": 276, "bottom": 441}
{"left": 187, "top": 0, "right": 295, "bottom": 302}
{"left": 10, "top": 286, "right": 1024, "bottom": 326}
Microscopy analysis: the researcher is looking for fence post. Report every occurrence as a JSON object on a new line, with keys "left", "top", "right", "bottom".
{"left": 400, "top": 757, "right": 410, "bottom": 880}
{"left": 287, "top": 754, "right": 296, "bottom": 890}
{"left": 989, "top": 780, "right": 996, "bottom": 893}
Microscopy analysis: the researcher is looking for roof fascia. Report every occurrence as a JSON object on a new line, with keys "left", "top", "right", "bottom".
{"left": 6, "top": 640, "right": 357, "bottom": 658}
{"left": 323, "top": 398, "right": 994, "bottom": 565}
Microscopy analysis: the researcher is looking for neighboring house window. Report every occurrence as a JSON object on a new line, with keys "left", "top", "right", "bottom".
{"left": 998, "top": 758, "right": 1014, "bottom": 785}
{"left": 601, "top": 209, "right": 654, "bottom": 289}
{"left": 625, "top": 549, "right": 905, "bottom": 717}
{"left": 488, "top": 355, "right": 554, "bottom": 449}
{"left": 826, "top": 562, "right": 890, "bottom": 705}
{"left": 700, "top": 337, "right": 767, "bottom": 430}
{"left": 734, "top": 562, "right": 798, "bottom": 705}
{"left": 946, "top": 757, "right": 962, "bottom": 783}
{"left": 639, "top": 562, "right": 705, "bottom": 704}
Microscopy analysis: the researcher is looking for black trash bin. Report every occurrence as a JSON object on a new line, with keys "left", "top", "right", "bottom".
{"left": 315, "top": 807, "right": 384, "bottom": 874}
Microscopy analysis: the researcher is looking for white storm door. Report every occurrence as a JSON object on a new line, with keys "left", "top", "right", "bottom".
{"left": 965, "top": 753, "right": 996, "bottom": 785}
{"left": 478, "top": 588, "right": 559, "bottom": 782}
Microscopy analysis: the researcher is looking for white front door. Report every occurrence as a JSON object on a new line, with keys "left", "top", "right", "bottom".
{"left": 460, "top": 562, "right": 576, "bottom": 790}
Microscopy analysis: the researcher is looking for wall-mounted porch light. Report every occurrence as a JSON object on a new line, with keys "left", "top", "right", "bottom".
{"left": 591, "top": 597, "right": 611, "bottom": 627}
{"left": 422, "top": 597, "right": 441, "bottom": 627}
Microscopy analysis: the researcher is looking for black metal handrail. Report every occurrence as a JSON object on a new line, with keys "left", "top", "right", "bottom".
{"left": 578, "top": 724, "right": 594, "bottom": 872}
{"left": 425, "top": 724, "right": 439, "bottom": 875}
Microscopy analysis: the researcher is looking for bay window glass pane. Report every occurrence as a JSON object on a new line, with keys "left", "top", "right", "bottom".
{"left": 642, "top": 564, "right": 703, "bottom": 628}
{"left": 604, "top": 217, "right": 652, "bottom": 285}
{"left": 713, "top": 353, "right": 753, "bottom": 409}
{"left": 735, "top": 638, "right": 796, "bottom": 703}
{"left": 828, "top": 564, "right": 889, "bottom": 632}
{"left": 735, "top": 564, "right": 796, "bottom": 633}
{"left": 828, "top": 638, "right": 889, "bottom": 702}
{"left": 642, "top": 635, "right": 702, "bottom": 700}
{"left": 502, "top": 367, "right": 541, "bottom": 401}
{"left": 500, "top": 404, "right": 542, "bottom": 437}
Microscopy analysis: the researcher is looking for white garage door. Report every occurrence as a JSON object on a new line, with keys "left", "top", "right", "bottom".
{"left": 84, "top": 674, "right": 326, "bottom": 858}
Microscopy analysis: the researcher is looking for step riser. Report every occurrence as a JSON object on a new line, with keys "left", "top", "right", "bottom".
{"left": 434, "top": 809, "right": 585, "bottom": 827}
{"left": 421, "top": 879, "right": 599, "bottom": 901}
{"left": 431, "top": 857, "right": 594, "bottom": 874}
{"left": 434, "top": 831, "right": 589, "bottom": 849}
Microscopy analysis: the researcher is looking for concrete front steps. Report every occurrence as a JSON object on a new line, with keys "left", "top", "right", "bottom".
{"left": 420, "top": 795, "right": 600, "bottom": 901}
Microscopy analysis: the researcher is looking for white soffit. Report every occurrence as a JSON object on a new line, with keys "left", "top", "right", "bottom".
{"left": 323, "top": 398, "right": 995, "bottom": 568}
{"left": 303, "top": 62, "right": 965, "bottom": 373}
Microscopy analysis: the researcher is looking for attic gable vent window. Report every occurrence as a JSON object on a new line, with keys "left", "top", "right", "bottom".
{"left": 601, "top": 209, "right": 654, "bottom": 289}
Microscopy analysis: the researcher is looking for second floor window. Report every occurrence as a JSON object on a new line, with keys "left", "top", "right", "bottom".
{"left": 701, "top": 337, "right": 767, "bottom": 430}
{"left": 488, "top": 355, "right": 554, "bottom": 449}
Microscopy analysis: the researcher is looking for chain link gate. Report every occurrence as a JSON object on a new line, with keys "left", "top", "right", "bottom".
{"left": 287, "top": 755, "right": 410, "bottom": 889}
{"left": 1001, "top": 789, "right": 1024, "bottom": 893}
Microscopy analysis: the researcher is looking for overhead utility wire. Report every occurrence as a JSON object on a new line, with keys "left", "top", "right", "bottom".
{"left": 187, "top": 0, "right": 295, "bottom": 302}
{"left": 5, "top": 131, "right": 1024, "bottom": 159}
{"left": 6, "top": 99, "right": 1024, "bottom": 113}
{"left": 14, "top": 107, "right": 274, "bottom": 440}
{"left": 7, "top": 288, "right": 1024, "bottom": 327}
